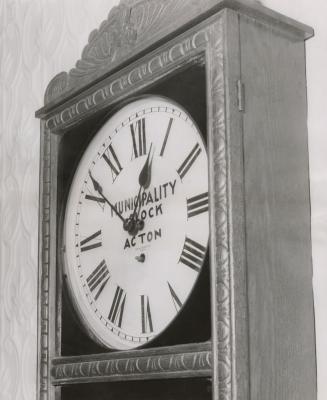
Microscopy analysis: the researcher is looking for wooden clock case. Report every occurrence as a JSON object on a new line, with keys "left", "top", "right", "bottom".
{"left": 35, "top": 1, "right": 316, "bottom": 399}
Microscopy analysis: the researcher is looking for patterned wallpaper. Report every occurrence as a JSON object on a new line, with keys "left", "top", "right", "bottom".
{"left": 0, "top": 1, "right": 325, "bottom": 399}
{"left": 0, "top": 1, "right": 118, "bottom": 399}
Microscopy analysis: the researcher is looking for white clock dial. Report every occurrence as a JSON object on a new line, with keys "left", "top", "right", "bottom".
{"left": 63, "top": 96, "right": 209, "bottom": 350}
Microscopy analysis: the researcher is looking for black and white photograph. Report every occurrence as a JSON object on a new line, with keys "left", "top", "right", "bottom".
{"left": 0, "top": 1, "right": 325, "bottom": 399}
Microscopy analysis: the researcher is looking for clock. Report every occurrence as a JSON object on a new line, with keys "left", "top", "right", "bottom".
{"left": 63, "top": 96, "right": 209, "bottom": 350}
{"left": 36, "top": 2, "right": 316, "bottom": 400}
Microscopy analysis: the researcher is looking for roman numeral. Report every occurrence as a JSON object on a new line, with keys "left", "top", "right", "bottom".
{"left": 187, "top": 192, "right": 209, "bottom": 218}
{"left": 103, "top": 144, "right": 123, "bottom": 182}
{"left": 108, "top": 286, "right": 126, "bottom": 328}
{"left": 85, "top": 193, "right": 105, "bottom": 211}
{"left": 86, "top": 259, "right": 110, "bottom": 300}
{"left": 141, "top": 295, "right": 153, "bottom": 334}
{"left": 80, "top": 230, "right": 102, "bottom": 252}
{"left": 179, "top": 237, "right": 206, "bottom": 272}
{"left": 160, "top": 117, "right": 173, "bottom": 156}
{"left": 85, "top": 194, "right": 105, "bottom": 204}
{"left": 167, "top": 282, "right": 183, "bottom": 312}
{"left": 130, "top": 118, "right": 146, "bottom": 158}
{"left": 177, "top": 143, "right": 202, "bottom": 179}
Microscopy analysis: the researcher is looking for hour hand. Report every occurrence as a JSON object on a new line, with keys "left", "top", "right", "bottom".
{"left": 134, "top": 143, "right": 154, "bottom": 215}
{"left": 88, "top": 171, "right": 125, "bottom": 224}
{"left": 138, "top": 143, "right": 154, "bottom": 189}
{"left": 127, "top": 144, "right": 154, "bottom": 235}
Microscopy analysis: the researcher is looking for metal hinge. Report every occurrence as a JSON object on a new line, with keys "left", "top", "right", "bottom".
{"left": 237, "top": 79, "right": 245, "bottom": 112}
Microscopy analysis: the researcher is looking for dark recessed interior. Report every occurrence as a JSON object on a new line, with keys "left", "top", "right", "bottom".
{"left": 61, "top": 378, "right": 212, "bottom": 400}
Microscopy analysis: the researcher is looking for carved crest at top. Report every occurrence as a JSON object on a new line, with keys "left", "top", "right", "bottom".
{"left": 71, "top": 2, "right": 138, "bottom": 79}
{"left": 42, "top": 0, "right": 311, "bottom": 108}
{"left": 44, "top": 0, "right": 210, "bottom": 105}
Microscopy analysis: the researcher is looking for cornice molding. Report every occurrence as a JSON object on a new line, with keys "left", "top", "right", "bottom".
{"left": 43, "top": 26, "right": 209, "bottom": 132}
{"left": 39, "top": 0, "right": 313, "bottom": 110}
{"left": 43, "top": 0, "right": 207, "bottom": 106}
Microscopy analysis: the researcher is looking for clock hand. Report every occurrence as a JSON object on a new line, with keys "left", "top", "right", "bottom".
{"left": 132, "top": 143, "right": 154, "bottom": 216}
{"left": 135, "top": 146, "right": 154, "bottom": 217}
{"left": 136, "top": 143, "right": 154, "bottom": 211}
{"left": 88, "top": 171, "right": 126, "bottom": 225}
{"left": 139, "top": 142, "right": 153, "bottom": 189}
{"left": 127, "top": 144, "right": 154, "bottom": 234}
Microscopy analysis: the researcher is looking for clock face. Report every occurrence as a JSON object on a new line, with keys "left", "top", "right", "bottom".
{"left": 63, "top": 96, "right": 209, "bottom": 350}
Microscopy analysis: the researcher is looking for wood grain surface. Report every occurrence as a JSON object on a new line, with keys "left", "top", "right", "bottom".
{"left": 240, "top": 14, "right": 316, "bottom": 400}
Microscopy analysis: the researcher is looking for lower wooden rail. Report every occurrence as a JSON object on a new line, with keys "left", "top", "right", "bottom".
{"left": 51, "top": 342, "right": 212, "bottom": 385}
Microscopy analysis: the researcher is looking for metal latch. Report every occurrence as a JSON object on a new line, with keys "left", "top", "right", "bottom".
{"left": 237, "top": 79, "right": 245, "bottom": 112}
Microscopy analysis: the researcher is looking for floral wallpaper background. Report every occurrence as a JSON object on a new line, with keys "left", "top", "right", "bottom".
{"left": 0, "top": 1, "right": 119, "bottom": 399}
{"left": 0, "top": 0, "right": 325, "bottom": 399}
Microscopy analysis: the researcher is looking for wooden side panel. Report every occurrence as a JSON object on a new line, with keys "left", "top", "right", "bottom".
{"left": 240, "top": 16, "right": 316, "bottom": 400}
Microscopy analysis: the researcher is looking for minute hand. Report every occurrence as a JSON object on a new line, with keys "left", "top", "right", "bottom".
{"left": 88, "top": 171, "right": 125, "bottom": 224}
